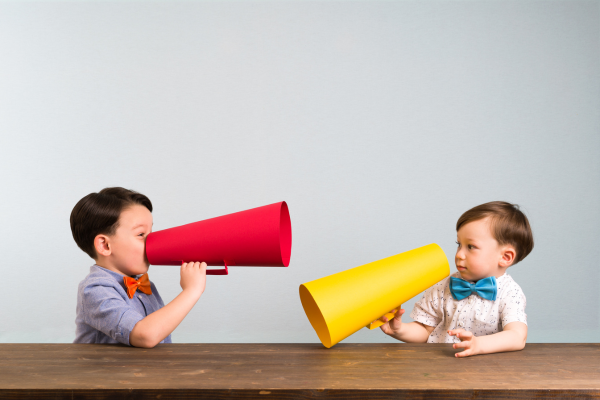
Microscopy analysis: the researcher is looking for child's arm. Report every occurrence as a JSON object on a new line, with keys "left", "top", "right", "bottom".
{"left": 130, "top": 261, "right": 207, "bottom": 348}
{"left": 378, "top": 307, "right": 436, "bottom": 343}
{"left": 448, "top": 321, "right": 528, "bottom": 357}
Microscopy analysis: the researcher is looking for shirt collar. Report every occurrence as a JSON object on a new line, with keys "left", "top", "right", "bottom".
{"left": 452, "top": 271, "right": 508, "bottom": 282}
{"left": 91, "top": 264, "right": 144, "bottom": 289}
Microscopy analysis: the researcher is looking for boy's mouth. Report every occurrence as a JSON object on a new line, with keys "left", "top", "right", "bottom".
{"left": 457, "top": 266, "right": 467, "bottom": 271}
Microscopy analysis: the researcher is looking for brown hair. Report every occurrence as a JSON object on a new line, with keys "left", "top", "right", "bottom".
{"left": 456, "top": 201, "right": 534, "bottom": 265}
{"left": 70, "top": 187, "right": 152, "bottom": 259}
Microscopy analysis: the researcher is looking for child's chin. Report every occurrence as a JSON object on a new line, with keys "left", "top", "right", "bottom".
{"left": 134, "top": 265, "right": 150, "bottom": 275}
{"left": 458, "top": 271, "right": 471, "bottom": 280}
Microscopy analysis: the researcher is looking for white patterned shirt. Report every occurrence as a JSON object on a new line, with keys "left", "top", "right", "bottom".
{"left": 410, "top": 272, "right": 527, "bottom": 343}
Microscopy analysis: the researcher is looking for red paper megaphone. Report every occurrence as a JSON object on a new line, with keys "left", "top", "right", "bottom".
{"left": 145, "top": 202, "right": 291, "bottom": 275}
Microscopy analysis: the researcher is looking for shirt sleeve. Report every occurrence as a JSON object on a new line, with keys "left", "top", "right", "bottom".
{"left": 80, "top": 283, "right": 144, "bottom": 346}
{"left": 149, "top": 282, "right": 172, "bottom": 344}
{"left": 410, "top": 280, "right": 445, "bottom": 328}
{"left": 499, "top": 284, "right": 527, "bottom": 327}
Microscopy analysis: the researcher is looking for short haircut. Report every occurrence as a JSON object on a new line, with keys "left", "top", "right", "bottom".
{"left": 456, "top": 201, "right": 534, "bottom": 265}
{"left": 70, "top": 187, "right": 153, "bottom": 259}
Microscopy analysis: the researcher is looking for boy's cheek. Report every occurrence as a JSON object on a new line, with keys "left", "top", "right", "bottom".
{"left": 140, "top": 246, "right": 150, "bottom": 266}
{"left": 137, "top": 242, "right": 146, "bottom": 257}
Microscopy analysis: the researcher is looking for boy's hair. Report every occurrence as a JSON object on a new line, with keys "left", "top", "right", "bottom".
{"left": 70, "top": 187, "right": 153, "bottom": 259}
{"left": 456, "top": 201, "right": 534, "bottom": 265}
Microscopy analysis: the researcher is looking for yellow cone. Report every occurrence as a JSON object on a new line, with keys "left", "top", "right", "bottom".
{"left": 299, "top": 243, "right": 450, "bottom": 348}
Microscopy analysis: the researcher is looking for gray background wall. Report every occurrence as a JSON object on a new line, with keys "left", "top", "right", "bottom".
{"left": 0, "top": 1, "right": 598, "bottom": 344}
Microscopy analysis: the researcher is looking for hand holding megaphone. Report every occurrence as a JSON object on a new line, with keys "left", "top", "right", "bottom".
{"left": 180, "top": 261, "right": 207, "bottom": 295}
{"left": 375, "top": 306, "right": 406, "bottom": 337}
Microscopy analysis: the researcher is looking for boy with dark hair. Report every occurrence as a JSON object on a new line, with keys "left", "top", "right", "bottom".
{"left": 378, "top": 201, "right": 533, "bottom": 357}
{"left": 71, "top": 187, "right": 206, "bottom": 348}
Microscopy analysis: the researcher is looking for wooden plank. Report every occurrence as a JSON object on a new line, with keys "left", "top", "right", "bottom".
{"left": 0, "top": 343, "right": 598, "bottom": 399}
{"left": 0, "top": 389, "right": 598, "bottom": 399}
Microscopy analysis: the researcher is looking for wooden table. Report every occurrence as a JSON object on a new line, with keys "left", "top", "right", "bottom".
{"left": 0, "top": 343, "right": 598, "bottom": 399}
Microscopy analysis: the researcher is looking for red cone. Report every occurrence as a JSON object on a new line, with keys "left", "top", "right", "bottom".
{"left": 145, "top": 202, "right": 291, "bottom": 275}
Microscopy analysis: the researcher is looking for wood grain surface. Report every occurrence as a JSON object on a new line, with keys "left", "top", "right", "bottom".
{"left": 0, "top": 343, "right": 598, "bottom": 399}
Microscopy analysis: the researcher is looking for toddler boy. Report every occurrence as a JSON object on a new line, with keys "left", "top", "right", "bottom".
{"left": 379, "top": 201, "right": 533, "bottom": 357}
{"left": 71, "top": 187, "right": 206, "bottom": 348}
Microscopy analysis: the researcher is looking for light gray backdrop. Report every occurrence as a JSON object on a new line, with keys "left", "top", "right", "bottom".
{"left": 0, "top": 1, "right": 598, "bottom": 344}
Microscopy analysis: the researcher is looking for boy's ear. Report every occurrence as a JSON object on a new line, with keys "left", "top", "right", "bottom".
{"left": 499, "top": 246, "right": 516, "bottom": 268}
{"left": 94, "top": 234, "right": 112, "bottom": 257}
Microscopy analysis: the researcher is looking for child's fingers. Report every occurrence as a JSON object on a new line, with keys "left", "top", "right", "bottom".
{"left": 448, "top": 328, "right": 470, "bottom": 338}
{"left": 449, "top": 329, "right": 474, "bottom": 346}
{"left": 457, "top": 330, "right": 473, "bottom": 341}
{"left": 453, "top": 340, "right": 471, "bottom": 350}
{"left": 455, "top": 348, "right": 473, "bottom": 358}
{"left": 181, "top": 261, "right": 207, "bottom": 272}
{"left": 380, "top": 308, "right": 405, "bottom": 323}
{"left": 448, "top": 329, "right": 463, "bottom": 337}
{"left": 199, "top": 262, "right": 207, "bottom": 275}
{"left": 379, "top": 309, "right": 395, "bottom": 323}
{"left": 393, "top": 306, "right": 403, "bottom": 316}
{"left": 379, "top": 324, "right": 391, "bottom": 335}
{"left": 395, "top": 309, "right": 405, "bottom": 319}
{"left": 188, "top": 262, "right": 206, "bottom": 275}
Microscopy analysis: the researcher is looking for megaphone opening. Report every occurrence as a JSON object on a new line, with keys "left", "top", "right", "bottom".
{"left": 279, "top": 202, "right": 292, "bottom": 267}
{"left": 299, "top": 284, "right": 332, "bottom": 348}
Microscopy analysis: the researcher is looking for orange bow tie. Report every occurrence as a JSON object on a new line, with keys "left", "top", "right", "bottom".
{"left": 123, "top": 273, "right": 152, "bottom": 299}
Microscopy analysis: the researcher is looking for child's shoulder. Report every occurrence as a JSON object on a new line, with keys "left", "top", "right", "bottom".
{"left": 497, "top": 273, "right": 526, "bottom": 298}
{"left": 78, "top": 265, "right": 125, "bottom": 295}
{"left": 437, "top": 272, "right": 461, "bottom": 289}
{"left": 425, "top": 273, "right": 456, "bottom": 296}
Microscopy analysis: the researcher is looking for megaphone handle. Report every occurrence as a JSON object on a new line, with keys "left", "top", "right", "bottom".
{"left": 367, "top": 309, "right": 399, "bottom": 330}
{"left": 206, "top": 261, "right": 229, "bottom": 276}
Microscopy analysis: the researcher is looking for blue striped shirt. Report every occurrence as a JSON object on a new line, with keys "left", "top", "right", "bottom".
{"left": 74, "top": 265, "right": 172, "bottom": 345}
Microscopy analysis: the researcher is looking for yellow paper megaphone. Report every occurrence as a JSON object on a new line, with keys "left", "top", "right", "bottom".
{"left": 299, "top": 243, "right": 450, "bottom": 348}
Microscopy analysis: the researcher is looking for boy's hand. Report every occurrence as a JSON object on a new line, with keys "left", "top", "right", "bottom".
{"left": 131, "top": 261, "right": 207, "bottom": 348}
{"left": 377, "top": 307, "right": 405, "bottom": 336}
{"left": 180, "top": 261, "right": 207, "bottom": 295}
{"left": 448, "top": 329, "right": 480, "bottom": 357}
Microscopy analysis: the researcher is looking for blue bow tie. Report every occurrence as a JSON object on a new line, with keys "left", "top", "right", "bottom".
{"left": 450, "top": 276, "right": 497, "bottom": 301}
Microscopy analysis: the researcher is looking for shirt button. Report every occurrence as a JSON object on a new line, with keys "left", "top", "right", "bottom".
{"left": 458, "top": 322, "right": 464, "bottom": 327}
{"left": 138, "top": 295, "right": 142, "bottom": 299}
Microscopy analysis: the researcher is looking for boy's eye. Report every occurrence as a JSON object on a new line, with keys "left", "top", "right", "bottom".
{"left": 138, "top": 233, "right": 144, "bottom": 237}
{"left": 455, "top": 241, "right": 460, "bottom": 247}
{"left": 468, "top": 244, "right": 474, "bottom": 250}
